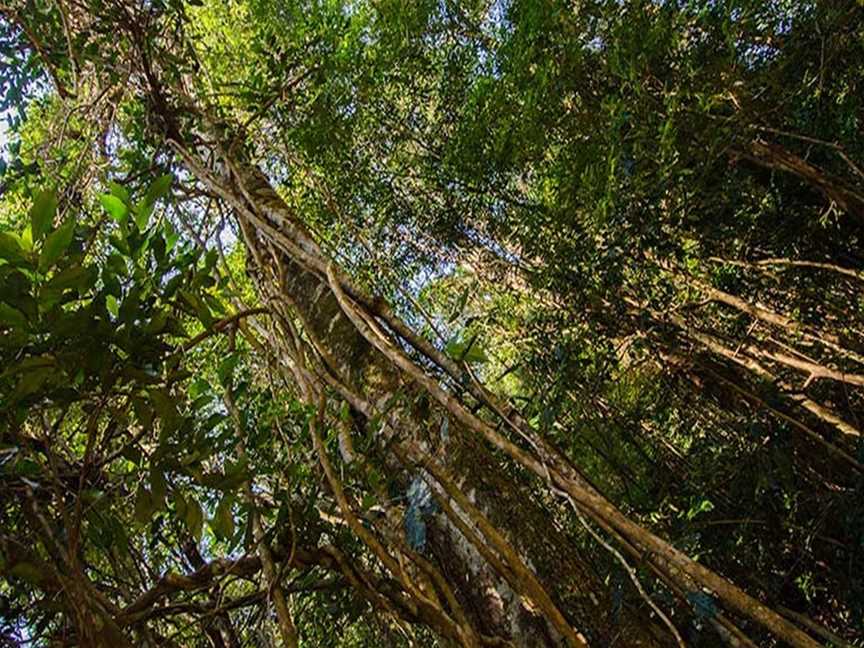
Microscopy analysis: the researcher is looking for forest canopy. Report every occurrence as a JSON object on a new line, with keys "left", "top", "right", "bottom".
{"left": 0, "top": 1, "right": 863, "bottom": 646}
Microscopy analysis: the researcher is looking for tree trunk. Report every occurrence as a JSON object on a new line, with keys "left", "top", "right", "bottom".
{"left": 221, "top": 162, "right": 666, "bottom": 646}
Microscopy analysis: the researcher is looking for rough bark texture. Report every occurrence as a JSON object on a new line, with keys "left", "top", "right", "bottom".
{"left": 234, "top": 166, "right": 666, "bottom": 646}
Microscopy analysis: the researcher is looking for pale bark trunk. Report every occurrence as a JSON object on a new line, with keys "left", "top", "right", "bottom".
{"left": 224, "top": 164, "right": 664, "bottom": 646}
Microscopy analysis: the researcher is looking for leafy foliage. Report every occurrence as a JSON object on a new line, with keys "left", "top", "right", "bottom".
{"left": 1, "top": 0, "right": 863, "bottom": 646}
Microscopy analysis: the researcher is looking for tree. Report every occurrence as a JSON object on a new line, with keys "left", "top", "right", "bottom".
{"left": 0, "top": 1, "right": 862, "bottom": 646}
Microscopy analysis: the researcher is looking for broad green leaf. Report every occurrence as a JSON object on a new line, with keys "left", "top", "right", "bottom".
{"left": 164, "top": 223, "right": 179, "bottom": 252}
{"left": 37, "top": 286, "right": 63, "bottom": 313}
{"left": 20, "top": 226, "right": 33, "bottom": 251}
{"left": 188, "top": 378, "right": 211, "bottom": 399}
{"left": 105, "top": 294, "right": 119, "bottom": 318}
{"left": 29, "top": 190, "right": 57, "bottom": 241}
{"left": 39, "top": 220, "right": 75, "bottom": 272}
{"left": 132, "top": 396, "right": 154, "bottom": 431}
{"left": 81, "top": 489, "right": 105, "bottom": 504}
{"left": 449, "top": 286, "right": 470, "bottom": 323}
{"left": 174, "top": 491, "right": 188, "bottom": 520}
{"left": 211, "top": 496, "right": 235, "bottom": 540}
{"left": 45, "top": 264, "right": 93, "bottom": 292}
{"left": 180, "top": 289, "right": 213, "bottom": 328}
{"left": 150, "top": 466, "right": 167, "bottom": 509}
{"left": 135, "top": 202, "right": 153, "bottom": 231}
{"left": 226, "top": 456, "right": 249, "bottom": 479}
{"left": 14, "top": 367, "right": 54, "bottom": 398}
{"left": 99, "top": 194, "right": 128, "bottom": 223}
{"left": 444, "top": 335, "right": 487, "bottom": 363}
{"left": 134, "top": 487, "right": 155, "bottom": 524}
{"left": 108, "top": 233, "right": 130, "bottom": 256}
{"left": 0, "top": 232, "right": 25, "bottom": 263}
{"left": 185, "top": 495, "right": 204, "bottom": 541}
{"left": 144, "top": 310, "right": 169, "bottom": 334}
{"left": 144, "top": 173, "right": 173, "bottom": 206}
{"left": 121, "top": 444, "right": 142, "bottom": 465}
{"left": 0, "top": 302, "right": 28, "bottom": 330}
{"left": 148, "top": 388, "right": 182, "bottom": 433}
{"left": 106, "top": 253, "right": 127, "bottom": 276}
{"left": 202, "top": 292, "right": 226, "bottom": 316}
{"left": 217, "top": 353, "right": 240, "bottom": 386}
{"left": 108, "top": 181, "right": 130, "bottom": 204}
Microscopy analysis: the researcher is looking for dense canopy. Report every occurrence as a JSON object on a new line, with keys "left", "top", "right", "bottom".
{"left": 0, "top": 1, "right": 863, "bottom": 646}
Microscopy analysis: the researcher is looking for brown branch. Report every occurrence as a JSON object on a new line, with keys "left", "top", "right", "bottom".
{"left": 709, "top": 256, "right": 864, "bottom": 282}
{"left": 397, "top": 444, "right": 589, "bottom": 648}
{"left": 172, "top": 124, "right": 824, "bottom": 648}
{"left": 325, "top": 262, "right": 822, "bottom": 647}
{"left": 308, "top": 399, "right": 480, "bottom": 646}
{"left": 0, "top": 4, "right": 74, "bottom": 99}
{"left": 180, "top": 307, "right": 269, "bottom": 352}
{"left": 732, "top": 140, "right": 864, "bottom": 219}
{"left": 224, "top": 384, "right": 299, "bottom": 648}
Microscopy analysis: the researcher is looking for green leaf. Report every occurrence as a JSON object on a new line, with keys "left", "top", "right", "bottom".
{"left": 108, "top": 233, "right": 130, "bottom": 256}
{"left": 211, "top": 496, "right": 235, "bottom": 540}
{"left": 45, "top": 264, "right": 94, "bottom": 292}
{"left": 39, "top": 220, "right": 75, "bottom": 272}
{"left": 148, "top": 388, "right": 182, "bottom": 433}
{"left": 217, "top": 353, "right": 240, "bottom": 386}
{"left": 449, "top": 286, "right": 470, "bottom": 323}
{"left": 174, "top": 491, "right": 188, "bottom": 519}
{"left": 0, "top": 302, "right": 28, "bottom": 330}
{"left": 81, "top": 489, "right": 105, "bottom": 504}
{"left": 20, "top": 226, "right": 33, "bottom": 252}
{"left": 9, "top": 562, "right": 44, "bottom": 584}
{"left": 108, "top": 181, "right": 130, "bottom": 204}
{"left": 180, "top": 289, "right": 213, "bottom": 328}
{"left": 224, "top": 456, "right": 249, "bottom": 484}
{"left": 150, "top": 466, "right": 167, "bottom": 509}
{"left": 132, "top": 395, "right": 154, "bottom": 431}
{"left": 38, "top": 286, "right": 63, "bottom": 313}
{"left": 99, "top": 194, "right": 128, "bottom": 223}
{"left": 685, "top": 497, "right": 715, "bottom": 521}
{"left": 0, "top": 232, "right": 25, "bottom": 263}
{"left": 144, "top": 310, "right": 169, "bottom": 334}
{"left": 105, "top": 294, "right": 119, "bottom": 318}
{"left": 185, "top": 495, "right": 204, "bottom": 541}
{"left": 14, "top": 367, "right": 54, "bottom": 398}
{"left": 164, "top": 223, "right": 180, "bottom": 252}
{"left": 29, "top": 190, "right": 57, "bottom": 241}
{"left": 134, "top": 487, "right": 155, "bottom": 524}
{"left": 188, "top": 378, "right": 211, "bottom": 399}
{"left": 444, "top": 334, "right": 487, "bottom": 363}
{"left": 135, "top": 202, "right": 153, "bottom": 231}
{"left": 144, "top": 173, "right": 173, "bottom": 206}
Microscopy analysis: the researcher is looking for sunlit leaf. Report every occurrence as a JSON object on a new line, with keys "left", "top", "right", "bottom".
{"left": 106, "top": 294, "right": 119, "bottom": 318}
{"left": 100, "top": 194, "right": 128, "bottom": 223}
{"left": 39, "top": 220, "right": 75, "bottom": 272}
{"left": 29, "top": 190, "right": 57, "bottom": 241}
